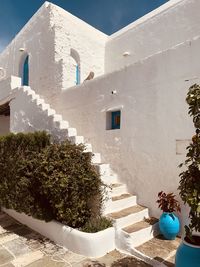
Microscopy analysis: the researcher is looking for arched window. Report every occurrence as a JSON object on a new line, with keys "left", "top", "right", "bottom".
{"left": 76, "top": 64, "right": 80, "bottom": 85}
{"left": 70, "top": 49, "right": 80, "bottom": 85}
{"left": 22, "top": 55, "right": 29, "bottom": 86}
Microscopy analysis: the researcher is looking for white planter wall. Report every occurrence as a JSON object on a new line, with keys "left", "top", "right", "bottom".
{"left": 3, "top": 208, "right": 115, "bottom": 258}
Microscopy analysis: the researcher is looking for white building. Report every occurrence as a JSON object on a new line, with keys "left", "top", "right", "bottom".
{"left": 0, "top": 0, "right": 198, "bottom": 251}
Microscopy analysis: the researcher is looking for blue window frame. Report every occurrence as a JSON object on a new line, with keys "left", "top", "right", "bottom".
{"left": 23, "top": 55, "right": 29, "bottom": 86}
{"left": 76, "top": 64, "right": 80, "bottom": 85}
{"left": 111, "top": 111, "right": 121, "bottom": 129}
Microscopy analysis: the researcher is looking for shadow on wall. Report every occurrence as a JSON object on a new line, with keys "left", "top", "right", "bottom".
{"left": 0, "top": 102, "right": 10, "bottom": 135}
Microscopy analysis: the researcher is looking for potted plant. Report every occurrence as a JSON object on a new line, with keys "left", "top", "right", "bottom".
{"left": 157, "top": 191, "right": 181, "bottom": 240}
{"left": 175, "top": 84, "right": 200, "bottom": 267}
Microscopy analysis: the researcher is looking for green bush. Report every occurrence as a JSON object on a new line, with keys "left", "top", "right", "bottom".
{"left": 0, "top": 132, "right": 103, "bottom": 228}
{"left": 80, "top": 217, "right": 113, "bottom": 233}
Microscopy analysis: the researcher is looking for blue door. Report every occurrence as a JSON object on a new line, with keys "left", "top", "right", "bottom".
{"left": 23, "top": 56, "right": 29, "bottom": 86}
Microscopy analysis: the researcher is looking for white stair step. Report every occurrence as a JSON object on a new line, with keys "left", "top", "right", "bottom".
{"left": 66, "top": 128, "right": 77, "bottom": 137}
{"left": 107, "top": 194, "right": 137, "bottom": 213}
{"left": 91, "top": 153, "right": 101, "bottom": 164}
{"left": 101, "top": 174, "right": 118, "bottom": 184}
{"left": 123, "top": 220, "right": 159, "bottom": 247}
{"left": 56, "top": 120, "right": 69, "bottom": 129}
{"left": 39, "top": 103, "right": 50, "bottom": 110}
{"left": 94, "top": 164, "right": 110, "bottom": 176}
{"left": 44, "top": 108, "right": 56, "bottom": 116}
{"left": 69, "top": 136, "right": 84, "bottom": 145}
{"left": 84, "top": 143, "right": 92, "bottom": 152}
{"left": 52, "top": 114, "right": 63, "bottom": 122}
{"left": 107, "top": 205, "right": 149, "bottom": 228}
{"left": 33, "top": 98, "right": 45, "bottom": 105}
{"left": 26, "top": 91, "right": 35, "bottom": 97}
{"left": 34, "top": 94, "right": 40, "bottom": 100}
{"left": 111, "top": 184, "right": 128, "bottom": 197}
{"left": 22, "top": 87, "right": 29, "bottom": 92}
{"left": 23, "top": 87, "right": 32, "bottom": 94}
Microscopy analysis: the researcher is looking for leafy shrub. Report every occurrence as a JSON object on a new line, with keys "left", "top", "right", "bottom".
{"left": 0, "top": 132, "right": 103, "bottom": 228}
{"left": 179, "top": 84, "right": 200, "bottom": 240}
{"left": 80, "top": 217, "right": 113, "bottom": 233}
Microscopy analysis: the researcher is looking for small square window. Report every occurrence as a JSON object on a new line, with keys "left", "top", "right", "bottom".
{"left": 111, "top": 110, "right": 121, "bottom": 129}
{"left": 106, "top": 110, "right": 121, "bottom": 130}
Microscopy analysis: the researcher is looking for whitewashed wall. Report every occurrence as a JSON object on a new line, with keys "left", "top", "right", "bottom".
{"left": 0, "top": 2, "right": 107, "bottom": 104}
{"left": 50, "top": 3, "right": 107, "bottom": 89}
{"left": 52, "top": 35, "right": 199, "bottom": 220}
{"left": 0, "top": 116, "right": 10, "bottom": 135}
{"left": 0, "top": 3, "right": 57, "bottom": 101}
{"left": 0, "top": 76, "right": 21, "bottom": 104}
{"left": 105, "top": 0, "right": 200, "bottom": 73}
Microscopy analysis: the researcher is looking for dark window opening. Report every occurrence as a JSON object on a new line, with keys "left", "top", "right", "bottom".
{"left": 106, "top": 110, "right": 121, "bottom": 130}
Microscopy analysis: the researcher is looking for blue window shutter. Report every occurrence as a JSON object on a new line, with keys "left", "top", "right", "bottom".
{"left": 111, "top": 111, "right": 121, "bottom": 129}
{"left": 76, "top": 64, "right": 80, "bottom": 85}
{"left": 23, "top": 56, "right": 29, "bottom": 86}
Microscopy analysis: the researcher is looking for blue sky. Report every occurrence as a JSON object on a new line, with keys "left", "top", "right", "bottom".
{"left": 0, "top": 0, "right": 168, "bottom": 52}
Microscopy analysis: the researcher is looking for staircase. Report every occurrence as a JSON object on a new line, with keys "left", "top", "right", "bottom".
{"left": 15, "top": 86, "right": 159, "bottom": 253}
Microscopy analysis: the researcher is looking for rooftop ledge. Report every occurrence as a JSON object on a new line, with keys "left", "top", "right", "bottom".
{"left": 109, "top": 0, "right": 185, "bottom": 40}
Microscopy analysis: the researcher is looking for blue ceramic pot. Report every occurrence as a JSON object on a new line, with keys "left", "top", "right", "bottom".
{"left": 159, "top": 212, "right": 180, "bottom": 240}
{"left": 175, "top": 238, "right": 200, "bottom": 267}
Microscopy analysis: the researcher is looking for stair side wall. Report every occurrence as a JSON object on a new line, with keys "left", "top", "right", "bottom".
{"left": 9, "top": 88, "right": 61, "bottom": 140}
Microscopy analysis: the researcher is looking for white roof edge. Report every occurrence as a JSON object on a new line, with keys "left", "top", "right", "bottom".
{"left": 0, "top": 2, "right": 50, "bottom": 56}
{"left": 48, "top": 2, "right": 108, "bottom": 37}
{"left": 109, "top": 0, "right": 185, "bottom": 40}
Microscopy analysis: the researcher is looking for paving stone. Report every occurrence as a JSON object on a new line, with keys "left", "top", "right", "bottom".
{"left": 40, "top": 241, "right": 67, "bottom": 256}
{"left": 163, "top": 255, "right": 175, "bottom": 267}
{"left": 12, "top": 225, "right": 33, "bottom": 237}
{"left": 2, "top": 224, "right": 25, "bottom": 236}
{"left": 79, "top": 260, "right": 106, "bottom": 267}
{"left": 163, "top": 261, "right": 174, "bottom": 267}
{"left": 111, "top": 257, "right": 152, "bottom": 267}
{"left": 96, "top": 250, "right": 124, "bottom": 266}
{"left": 11, "top": 250, "right": 44, "bottom": 267}
{"left": 0, "top": 264, "right": 15, "bottom": 267}
{"left": 0, "top": 232, "right": 19, "bottom": 245}
{"left": 3, "top": 238, "right": 31, "bottom": 257}
{"left": 0, "top": 216, "right": 20, "bottom": 228}
{"left": 0, "top": 248, "right": 14, "bottom": 265}
{"left": 21, "top": 236, "right": 47, "bottom": 251}
{"left": 0, "top": 217, "right": 21, "bottom": 235}
{"left": 25, "top": 256, "right": 66, "bottom": 267}
{"left": 57, "top": 250, "right": 86, "bottom": 264}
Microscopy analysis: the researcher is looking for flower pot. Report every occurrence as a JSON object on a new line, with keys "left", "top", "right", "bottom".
{"left": 159, "top": 212, "right": 180, "bottom": 240}
{"left": 175, "top": 236, "right": 200, "bottom": 267}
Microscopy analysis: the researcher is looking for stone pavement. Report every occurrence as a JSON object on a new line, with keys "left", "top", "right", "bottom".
{"left": 0, "top": 211, "right": 154, "bottom": 267}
